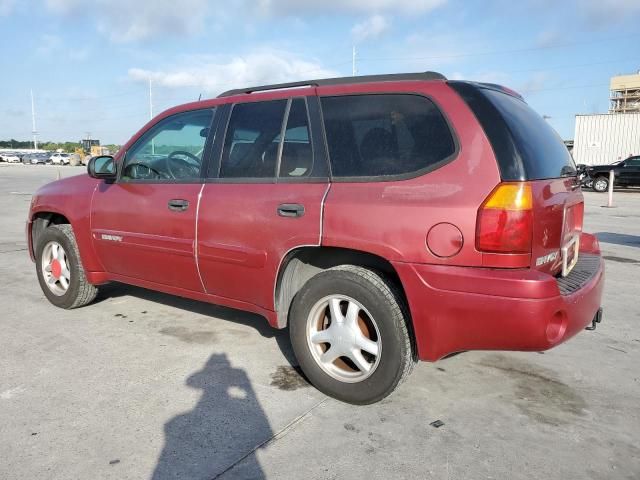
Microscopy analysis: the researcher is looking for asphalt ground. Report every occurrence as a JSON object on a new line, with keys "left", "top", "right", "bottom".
{"left": 1, "top": 163, "right": 638, "bottom": 479}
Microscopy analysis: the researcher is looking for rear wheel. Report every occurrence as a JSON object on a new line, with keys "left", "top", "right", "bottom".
{"left": 35, "top": 224, "right": 98, "bottom": 309}
{"left": 289, "top": 265, "right": 415, "bottom": 404}
{"left": 593, "top": 176, "right": 609, "bottom": 192}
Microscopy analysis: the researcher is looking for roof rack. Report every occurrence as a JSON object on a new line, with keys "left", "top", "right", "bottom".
{"left": 217, "top": 71, "right": 447, "bottom": 98}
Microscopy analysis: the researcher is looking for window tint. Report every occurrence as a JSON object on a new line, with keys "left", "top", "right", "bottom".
{"left": 481, "top": 88, "right": 576, "bottom": 179}
{"left": 220, "top": 100, "right": 287, "bottom": 178}
{"left": 122, "top": 109, "right": 213, "bottom": 181}
{"left": 626, "top": 157, "right": 640, "bottom": 166}
{"left": 279, "top": 99, "right": 313, "bottom": 178}
{"left": 321, "top": 94, "right": 455, "bottom": 178}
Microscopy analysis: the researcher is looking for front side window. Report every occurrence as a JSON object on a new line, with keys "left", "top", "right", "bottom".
{"left": 321, "top": 94, "right": 456, "bottom": 178}
{"left": 121, "top": 109, "right": 214, "bottom": 181}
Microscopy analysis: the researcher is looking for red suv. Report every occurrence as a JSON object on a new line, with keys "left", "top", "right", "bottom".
{"left": 27, "top": 72, "right": 604, "bottom": 404}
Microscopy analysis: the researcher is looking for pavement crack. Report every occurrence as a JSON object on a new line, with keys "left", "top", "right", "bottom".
{"left": 210, "top": 397, "right": 329, "bottom": 479}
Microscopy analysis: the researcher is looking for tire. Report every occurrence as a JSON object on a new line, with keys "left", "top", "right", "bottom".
{"left": 289, "top": 265, "right": 415, "bottom": 404}
{"left": 593, "top": 176, "right": 609, "bottom": 192}
{"left": 35, "top": 224, "right": 98, "bottom": 309}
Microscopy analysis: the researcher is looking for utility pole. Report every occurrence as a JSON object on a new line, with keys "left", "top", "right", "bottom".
{"left": 148, "top": 77, "right": 153, "bottom": 120}
{"left": 31, "top": 89, "right": 38, "bottom": 150}
{"left": 352, "top": 46, "right": 357, "bottom": 76}
{"left": 149, "top": 77, "right": 155, "bottom": 154}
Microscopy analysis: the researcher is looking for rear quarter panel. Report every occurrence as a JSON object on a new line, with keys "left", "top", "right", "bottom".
{"left": 321, "top": 81, "right": 502, "bottom": 266}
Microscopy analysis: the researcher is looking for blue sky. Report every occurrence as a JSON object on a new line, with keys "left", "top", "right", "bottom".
{"left": 1, "top": 0, "right": 639, "bottom": 144}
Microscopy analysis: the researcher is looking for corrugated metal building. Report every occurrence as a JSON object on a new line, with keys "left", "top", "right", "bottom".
{"left": 572, "top": 113, "right": 640, "bottom": 165}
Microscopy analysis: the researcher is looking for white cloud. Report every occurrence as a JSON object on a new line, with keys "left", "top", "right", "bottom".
{"left": 41, "top": 0, "right": 447, "bottom": 43}
{"left": 44, "top": 0, "right": 210, "bottom": 42}
{"left": 36, "top": 33, "right": 63, "bottom": 56}
{"left": 0, "top": 0, "right": 15, "bottom": 16}
{"left": 581, "top": 0, "right": 640, "bottom": 27}
{"left": 519, "top": 72, "right": 549, "bottom": 93}
{"left": 351, "top": 14, "right": 390, "bottom": 42}
{"left": 256, "top": 0, "right": 446, "bottom": 15}
{"left": 128, "top": 51, "right": 339, "bottom": 95}
{"left": 535, "top": 30, "right": 561, "bottom": 48}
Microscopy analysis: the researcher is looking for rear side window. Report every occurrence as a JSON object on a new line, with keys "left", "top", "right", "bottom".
{"left": 450, "top": 82, "right": 576, "bottom": 180}
{"left": 321, "top": 94, "right": 456, "bottom": 178}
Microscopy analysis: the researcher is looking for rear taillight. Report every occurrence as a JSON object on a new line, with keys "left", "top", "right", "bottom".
{"left": 476, "top": 182, "right": 533, "bottom": 254}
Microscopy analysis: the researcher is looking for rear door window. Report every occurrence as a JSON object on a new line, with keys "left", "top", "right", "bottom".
{"left": 278, "top": 98, "right": 314, "bottom": 178}
{"left": 321, "top": 94, "right": 456, "bottom": 179}
{"left": 220, "top": 100, "right": 287, "bottom": 178}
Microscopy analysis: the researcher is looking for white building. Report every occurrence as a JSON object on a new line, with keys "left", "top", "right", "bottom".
{"left": 572, "top": 112, "right": 640, "bottom": 166}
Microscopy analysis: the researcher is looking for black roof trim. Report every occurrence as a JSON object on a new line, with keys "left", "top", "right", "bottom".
{"left": 462, "top": 81, "right": 525, "bottom": 102}
{"left": 217, "top": 71, "right": 447, "bottom": 98}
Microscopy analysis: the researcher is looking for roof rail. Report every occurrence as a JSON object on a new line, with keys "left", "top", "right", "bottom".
{"left": 217, "top": 71, "right": 447, "bottom": 98}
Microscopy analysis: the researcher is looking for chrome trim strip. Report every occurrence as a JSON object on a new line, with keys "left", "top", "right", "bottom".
{"left": 194, "top": 183, "right": 207, "bottom": 293}
{"left": 319, "top": 182, "right": 331, "bottom": 244}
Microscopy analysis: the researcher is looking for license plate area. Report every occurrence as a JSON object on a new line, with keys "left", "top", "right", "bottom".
{"left": 561, "top": 234, "right": 580, "bottom": 277}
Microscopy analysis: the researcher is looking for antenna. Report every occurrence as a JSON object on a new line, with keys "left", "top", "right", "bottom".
{"left": 198, "top": 93, "right": 202, "bottom": 101}
{"left": 31, "top": 89, "right": 38, "bottom": 150}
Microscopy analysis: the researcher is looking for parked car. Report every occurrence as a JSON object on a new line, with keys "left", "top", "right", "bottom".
{"left": 26, "top": 72, "right": 605, "bottom": 404}
{"left": 49, "top": 152, "right": 71, "bottom": 165}
{"left": 585, "top": 155, "right": 640, "bottom": 192}
{"left": 31, "top": 153, "right": 49, "bottom": 165}
{"left": 0, "top": 152, "right": 21, "bottom": 163}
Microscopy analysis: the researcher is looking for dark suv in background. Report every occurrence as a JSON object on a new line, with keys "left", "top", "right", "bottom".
{"left": 583, "top": 155, "right": 640, "bottom": 192}
{"left": 27, "top": 72, "right": 604, "bottom": 404}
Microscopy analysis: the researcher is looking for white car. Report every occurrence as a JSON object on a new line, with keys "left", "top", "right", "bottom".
{"left": 1, "top": 152, "right": 21, "bottom": 163}
{"left": 49, "top": 153, "right": 71, "bottom": 165}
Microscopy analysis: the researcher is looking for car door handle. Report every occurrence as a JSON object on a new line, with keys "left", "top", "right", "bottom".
{"left": 168, "top": 199, "right": 190, "bottom": 212}
{"left": 277, "top": 203, "right": 305, "bottom": 218}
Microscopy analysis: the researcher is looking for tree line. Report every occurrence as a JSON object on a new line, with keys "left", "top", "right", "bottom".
{"left": 0, "top": 139, "right": 120, "bottom": 153}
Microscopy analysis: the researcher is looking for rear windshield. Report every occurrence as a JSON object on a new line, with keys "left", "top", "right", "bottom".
{"left": 483, "top": 89, "right": 575, "bottom": 180}
{"left": 450, "top": 82, "right": 576, "bottom": 180}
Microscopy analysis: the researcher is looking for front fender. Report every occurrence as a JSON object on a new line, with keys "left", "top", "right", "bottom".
{"left": 28, "top": 176, "right": 106, "bottom": 276}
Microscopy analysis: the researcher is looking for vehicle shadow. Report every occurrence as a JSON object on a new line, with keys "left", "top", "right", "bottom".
{"left": 94, "top": 282, "right": 297, "bottom": 365}
{"left": 151, "top": 353, "right": 270, "bottom": 480}
{"left": 595, "top": 232, "right": 640, "bottom": 248}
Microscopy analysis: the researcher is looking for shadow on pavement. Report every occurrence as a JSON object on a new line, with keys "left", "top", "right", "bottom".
{"left": 596, "top": 232, "right": 640, "bottom": 248}
{"left": 95, "top": 282, "right": 297, "bottom": 365}
{"left": 152, "top": 353, "right": 271, "bottom": 480}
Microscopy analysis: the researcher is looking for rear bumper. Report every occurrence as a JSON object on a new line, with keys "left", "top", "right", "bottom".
{"left": 394, "top": 233, "right": 605, "bottom": 361}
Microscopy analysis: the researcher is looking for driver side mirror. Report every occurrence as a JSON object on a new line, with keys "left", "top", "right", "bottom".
{"left": 88, "top": 155, "right": 117, "bottom": 182}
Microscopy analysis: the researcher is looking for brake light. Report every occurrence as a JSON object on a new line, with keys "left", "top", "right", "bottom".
{"left": 476, "top": 182, "right": 533, "bottom": 254}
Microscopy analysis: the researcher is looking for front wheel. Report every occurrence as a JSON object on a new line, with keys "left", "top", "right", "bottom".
{"left": 35, "top": 224, "right": 98, "bottom": 309}
{"left": 289, "top": 265, "right": 415, "bottom": 404}
{"left": 593, "top": 176, "right": 610, "bottom": 192}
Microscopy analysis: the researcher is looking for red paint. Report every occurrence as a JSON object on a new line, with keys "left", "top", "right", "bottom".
{"left": 51, "top": 259, "right": 61, "bottom": 279}
{"left": 26, "top": 77, "right": 604, "bottom": 362}
{"left": 426, "top": 223, "right": 463, "bottom": 258}
{"left": 394, "top": 233, "right": 604, "bottom": 360}
{"left": 196, "top": 183, "right": 327, "bottom": 312}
